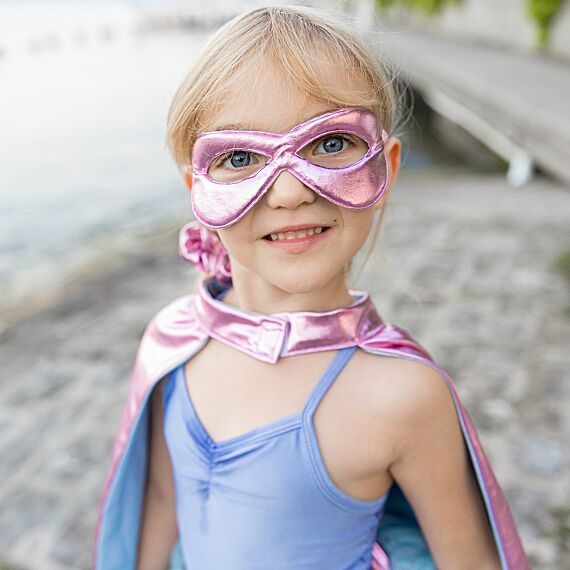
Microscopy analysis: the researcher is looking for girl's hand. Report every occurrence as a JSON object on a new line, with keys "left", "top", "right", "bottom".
{"left": 384, "top": 361, "right": 502, "bottom": 570}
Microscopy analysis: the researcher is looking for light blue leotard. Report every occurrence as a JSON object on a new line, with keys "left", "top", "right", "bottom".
{"left": 162, "top": 346, "right": 389, "bottom": 569}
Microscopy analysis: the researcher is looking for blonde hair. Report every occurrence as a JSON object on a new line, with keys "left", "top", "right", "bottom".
{"left": 166, "top": 4, "right": 411, "bottom": 281}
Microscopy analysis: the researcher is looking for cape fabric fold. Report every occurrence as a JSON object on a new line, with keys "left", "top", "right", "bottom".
{"left": 93, "top": 293, "right": 529, "bottom": 569}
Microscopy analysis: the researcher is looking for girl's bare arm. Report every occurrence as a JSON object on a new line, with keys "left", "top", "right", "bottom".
{"left": 386, "top": 363, "right": 502, "bottom": 570}
{"left": 136, "top": 380, "right": 179, "bottom": 570}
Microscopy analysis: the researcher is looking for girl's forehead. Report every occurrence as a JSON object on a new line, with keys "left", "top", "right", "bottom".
{"left": 204, "top": 85, "right": 316, "bottom": 134}
{"left": 204, "top": 105, "right": 345, "bottom": 135}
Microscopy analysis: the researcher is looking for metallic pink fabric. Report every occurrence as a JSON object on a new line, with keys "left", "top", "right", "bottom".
{"left": 371, "top": 542, "right": 391, "bottom": 570}
{"left": 187, "top": 107, "right": 390, "bottom": 228}
{"left": 179, "top": 220, "right": 232, "bottom": 283}
{"left": 94, "top": 279, "right": 530, "bottom": 569}
{"left": 192, "top": 276, "right": 385, "bottom": 363}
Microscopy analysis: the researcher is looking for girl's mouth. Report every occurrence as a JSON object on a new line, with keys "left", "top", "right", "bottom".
{"left": 262, "top": 226, "right": 331, "bottom": 241}
{"left": 261, "top": 226, "right": 332, "bottom": 253}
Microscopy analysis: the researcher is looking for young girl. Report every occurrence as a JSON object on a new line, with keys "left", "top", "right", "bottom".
{"left": 94, "top": 5, "right": 529, "bottom": 569}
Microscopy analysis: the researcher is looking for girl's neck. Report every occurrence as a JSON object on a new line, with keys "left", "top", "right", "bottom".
{"left": 221, "top": 272, "right": 355, "bottom": 315}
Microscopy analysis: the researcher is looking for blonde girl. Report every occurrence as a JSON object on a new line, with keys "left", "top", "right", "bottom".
{"left": 94, "top": 5, "right": 529, "bottom": 569}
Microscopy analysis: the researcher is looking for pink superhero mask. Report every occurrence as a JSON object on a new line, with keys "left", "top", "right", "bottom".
{"left": 185, "top": 106, "right": 390, "bottom": 229}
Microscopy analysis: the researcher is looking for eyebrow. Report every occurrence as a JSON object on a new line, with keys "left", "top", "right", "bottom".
{"left": 210, "top": 108, "right": 339, "bottom": 133}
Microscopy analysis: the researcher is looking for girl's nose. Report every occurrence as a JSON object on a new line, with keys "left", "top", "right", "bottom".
{"left": 264, "top": 170, "right": 317, "bottom": 209}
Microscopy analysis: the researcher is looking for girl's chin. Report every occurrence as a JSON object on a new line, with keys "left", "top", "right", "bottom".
{"left": 260, "top": 271, "right": 341, "bottom": 296}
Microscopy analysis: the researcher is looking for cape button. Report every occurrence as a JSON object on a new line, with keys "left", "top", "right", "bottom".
{"left": 257, "top": 319, "right": 286, "bottom": 363}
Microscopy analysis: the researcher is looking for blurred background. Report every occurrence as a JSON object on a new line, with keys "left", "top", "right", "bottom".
{"left": 0, "top": 0, "right": 569, "bottom": 568}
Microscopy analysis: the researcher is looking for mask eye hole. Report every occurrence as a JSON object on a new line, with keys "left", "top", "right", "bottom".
{"left": 297, "top": 132, "right": 369, "bottom": 168}
{"left": 207, "top": 150, "right": 269, "bottom": 182}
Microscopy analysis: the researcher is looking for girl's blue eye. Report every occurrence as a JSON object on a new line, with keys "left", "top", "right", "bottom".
{"left": 208, "top": 149, "right": 268, "bottom": 182}
{"left": 217, "top": 150, "right": 257, "bottom": 170}
{"left": 314, "top": 134, "right": 354, "bottom": 155}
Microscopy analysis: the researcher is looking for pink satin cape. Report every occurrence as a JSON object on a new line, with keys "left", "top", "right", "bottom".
{"left": 93, "top": 282, "right": 530, "bottom": 569}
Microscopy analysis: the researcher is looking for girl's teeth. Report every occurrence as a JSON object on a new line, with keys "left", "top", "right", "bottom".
{"left": 269, "top": 227, "right": 325, "bottom": 241}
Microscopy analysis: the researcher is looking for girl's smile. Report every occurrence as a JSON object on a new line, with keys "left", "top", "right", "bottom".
{"left": 261, "top": 223, "right": 332, "bottom": 253}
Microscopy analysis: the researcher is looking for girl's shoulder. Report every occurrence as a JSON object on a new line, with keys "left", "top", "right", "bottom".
{"left": 350, "top": 348, "right": 458, "bottom": 436}
{"left": 338, "top": 349, "right": 462, "bottom": 473}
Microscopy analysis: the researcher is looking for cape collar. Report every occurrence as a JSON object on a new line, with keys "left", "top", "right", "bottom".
{"left": 192, "top": 278, "right": 386, "bottom": 363}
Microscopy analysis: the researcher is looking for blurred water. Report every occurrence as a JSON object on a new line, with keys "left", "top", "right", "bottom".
{"left": 0, "top": 6, "right": 212, "bottom": 312}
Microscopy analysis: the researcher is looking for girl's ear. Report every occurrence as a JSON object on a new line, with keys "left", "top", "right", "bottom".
{"left": 184, "top": 171, "right": 193, "bottom": 192}
{"left": 384, "top": 137, "right": 401, "bottom": 188}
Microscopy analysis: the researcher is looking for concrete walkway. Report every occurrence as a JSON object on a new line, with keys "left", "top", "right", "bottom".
{"left": 0, "top": 164, "right": 569, "bottom": 569}
{"left": 382, "top": 29, "right": 570, "bottom": 187}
